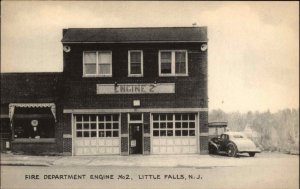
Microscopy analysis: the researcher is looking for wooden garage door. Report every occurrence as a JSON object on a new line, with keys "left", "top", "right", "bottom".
{"left": 74, "top": 114, "right": 120, "bottom": 155}
{"left": 152, "top": 113, "right": 198, "bottom": 154}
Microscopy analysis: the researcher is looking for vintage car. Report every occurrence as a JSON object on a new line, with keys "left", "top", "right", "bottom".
{"left": 208, "top": 132, "right": 261, "bottom": 157}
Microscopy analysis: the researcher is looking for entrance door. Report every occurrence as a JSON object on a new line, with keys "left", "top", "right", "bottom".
{"left": 129, "top": 124, "right": 143, "bottom": 154}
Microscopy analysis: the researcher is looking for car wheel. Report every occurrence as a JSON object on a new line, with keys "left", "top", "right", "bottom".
{"left": 227, "top": 143, "right": 237, "bottom": 157}
{"left": 249, "top": 152, "right": 255, "bottom": 157}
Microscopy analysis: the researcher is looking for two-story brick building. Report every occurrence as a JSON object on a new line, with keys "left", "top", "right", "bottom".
{"left": 0, "top": 27, "right": 208, "bottom": 155}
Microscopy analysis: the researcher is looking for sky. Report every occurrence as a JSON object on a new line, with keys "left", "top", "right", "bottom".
{"left": 1, "top": 1, "right": 299, "bottom": 113}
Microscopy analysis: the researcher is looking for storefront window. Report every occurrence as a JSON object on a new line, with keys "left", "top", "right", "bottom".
{"left": 14, "top": 118, "right": 55, "bottom": 139}
{"left": 13, "top": 108, "right": 55, "bottom": 139}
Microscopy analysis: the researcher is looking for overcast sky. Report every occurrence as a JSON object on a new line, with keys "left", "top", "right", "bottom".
{"left": 1, "top": 1, "right": 299, "bottom": 113}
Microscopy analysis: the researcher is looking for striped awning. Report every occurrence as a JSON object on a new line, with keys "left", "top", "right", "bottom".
{"left": 9, "top": 103, "right": 56, "bottom": 121}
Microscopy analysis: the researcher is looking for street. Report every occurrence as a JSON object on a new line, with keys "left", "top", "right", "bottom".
{"left": 1, "top": 153, "right": 299, "bottom": 189}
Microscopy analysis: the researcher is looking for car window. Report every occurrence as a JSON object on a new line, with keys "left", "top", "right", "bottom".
{"left": 232, "top": 134, "right": 244, "bottom": 138}
{"left": 221, "top": 134, "right": 228, "bottom": 140}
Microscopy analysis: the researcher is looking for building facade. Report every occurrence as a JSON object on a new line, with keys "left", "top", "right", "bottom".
{"left": 0, "top": 27, "right": 209, "bottom": 155}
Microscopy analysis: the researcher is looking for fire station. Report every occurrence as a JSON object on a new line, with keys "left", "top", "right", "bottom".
{"left": 0, "top": 27, "right": 209, "bottom": 156}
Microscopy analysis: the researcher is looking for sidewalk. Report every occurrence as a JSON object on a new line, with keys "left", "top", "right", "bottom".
{"left": 1, "top": 152, "right": 291, "bottom": 168}
{"left": 0, "top": 152, "right": 252, "bottom": 168}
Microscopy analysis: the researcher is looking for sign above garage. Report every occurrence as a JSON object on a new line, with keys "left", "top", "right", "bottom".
{"left": 97, "top": 83, "right": 175, "bottom": 94}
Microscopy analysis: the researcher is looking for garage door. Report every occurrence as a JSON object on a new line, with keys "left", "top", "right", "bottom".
{"left": 74, "top": 114, "right": 120, "bottom": 155}
{"left": 152, "top": 113, "right": 197, "bottom": 154}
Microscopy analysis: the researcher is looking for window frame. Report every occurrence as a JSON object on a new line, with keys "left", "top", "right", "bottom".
{"left": 75, "top": 114, "right": 120, "bottom": 138}
{"left": 83, "top": 51, "right": 112, "bottom": 77}
{"left": 128, "top": 50, "right": 143, "bottom": 77}
{"left": 158, "top": 50, "right": 188, "bottom": 77}
{"left": 152, "top": 113, "right": 196, "bottom": 137}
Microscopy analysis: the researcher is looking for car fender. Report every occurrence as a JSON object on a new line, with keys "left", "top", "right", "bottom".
{"left": 230, "top": 138, "right": 257, "bottom": 152}
{"left": 209, "top": 140, "right": 220, "bottom": 151}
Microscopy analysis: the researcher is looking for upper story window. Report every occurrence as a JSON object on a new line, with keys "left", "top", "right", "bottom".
{"left": 159, "top": 50, "right": 188, "bottom": 76}
{"left": 128, "top": 50, "right": 143, "bottom": 77}
{"left": 83, "top": 51, "right": 112, "bottom": 77}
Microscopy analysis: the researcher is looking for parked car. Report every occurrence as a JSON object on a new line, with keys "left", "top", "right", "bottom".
{"left": 209, "top": 132, "right": 261, "bottom": 157}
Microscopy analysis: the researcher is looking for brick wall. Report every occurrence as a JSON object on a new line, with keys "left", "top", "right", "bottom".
{"left": 121, "top": 137, "right": 129, "bottom": 156}
{"left": 199, "top": 136, "right": 208, "bottom": 154}
{"left": 60, "top": 112, "right": 72, "bottom": 154}
{"left": 12, "top": 142, "right": 58, "bottom": 155}
{"left": 62, "top": 42, "right": 208, "bottom": 110}
{"left": 143, "top": 112, "right": 150, "bottom": 155}
{"left": 199, "top": 111, "right": 208, "bottom": 133}
{"left": 121, "top": 113, "right": 128, "bottom": 134}
{"left": 143, "top": 137, "right": 150, "bottom": 155}
{"left": 55, "top": 104, "right": 64, "bottom": 153}
{"left": 63, "top": 138, "right": 72, "bottom": 155}
{"left": 121, "top": 113, "right": 129, "bottom": 155}
{"left": 199, "top": 111, "right": 209, "bottom": 154}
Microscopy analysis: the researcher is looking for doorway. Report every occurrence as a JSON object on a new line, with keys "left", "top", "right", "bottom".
{"left": 129, "top": 124, "right": 143, "bottom": 154}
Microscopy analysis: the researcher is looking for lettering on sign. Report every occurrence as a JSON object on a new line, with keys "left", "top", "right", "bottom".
{"left": 96, "top": 83, "right": 175, "bottom": 94}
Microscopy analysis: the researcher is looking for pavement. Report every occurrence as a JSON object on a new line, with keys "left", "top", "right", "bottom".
{"left": 1, "top": 151, "right": 298, "bottom": 168}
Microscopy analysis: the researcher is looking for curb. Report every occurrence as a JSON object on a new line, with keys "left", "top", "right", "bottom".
{"left": 1, "top": 161, "right": 51, "bottom": 167}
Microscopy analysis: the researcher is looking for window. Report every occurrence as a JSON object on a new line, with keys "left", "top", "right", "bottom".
{"left": 152, "top": 113, "right": 196, "bottom": 137}
{"left": 159, "top": 50, "right": 188, "bottom": 76}
{"left": 14, "top": 118, "right": 55, "bottom": 139}
{"left": 83, "top": 51, "right": 112, "bottom": 77}
{"left": 128, "top": 50, "right": 143, "bottom": 76}
{"left": 75, "top": 114, "right": 119, "bottom": 138}
{"left": 129, "top": 113, "right": 143, "bottom": 122}
{"left": 13, "top": 108, "right": 55, "bottom": 139}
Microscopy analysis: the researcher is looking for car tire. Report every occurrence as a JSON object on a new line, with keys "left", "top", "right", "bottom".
{"left": 227, "top": 143, "right": 238, "bottom": 157}
{"left": 249, "top": 152, "right": 255, "bottom": 157}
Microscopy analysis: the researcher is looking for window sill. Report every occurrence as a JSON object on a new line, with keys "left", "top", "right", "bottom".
{"left": 128, "top": 75, "right": 143, "bottom": 77}
{"left": 12, "top": 138, "right": 56, "bottom": 143}
{"left": 159, "top": 74, "right": 189, "bottom": 77}
{"left": 83, "top": 75, "right": 112, "bottom": 78}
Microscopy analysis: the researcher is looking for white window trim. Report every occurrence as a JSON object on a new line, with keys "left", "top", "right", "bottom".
{"left": 83, "top": 51, "right": 112, "bottom": 77}
{"left": 128, "top": 50, "right": 143, "bottom": 77}
{"left": 158, "top": 50, "right": 188, "bottom": 77}
{"left": 152, "top": 113, "right": 196, "bottom": 137}
{"left": 74, "top": 114, "right": 120, "bottom": 138}
{"left": 128, "top": 113, "right": 144, "bottom": 124}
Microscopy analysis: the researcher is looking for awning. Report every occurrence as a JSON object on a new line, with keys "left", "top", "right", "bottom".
{"left": 9, "top": 103, "right": 56, "bottom": 122}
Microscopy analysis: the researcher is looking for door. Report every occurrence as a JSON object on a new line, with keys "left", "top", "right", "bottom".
{"left": 74, "top": 114, "right": 120, "bottom": 156}
{"left": 129, "top": 124, "right": 143, "bottom": 154}
{"left": 152, "top": 113, "right": 198, "bottom": 154}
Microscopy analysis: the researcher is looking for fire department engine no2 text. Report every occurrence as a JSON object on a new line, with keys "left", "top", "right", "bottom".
{"left": 25, "top": 174, "right": 202, "bottom": 180}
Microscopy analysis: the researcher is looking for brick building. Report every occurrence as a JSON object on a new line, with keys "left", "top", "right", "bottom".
{"left": 0, "top": 27, "right": 209, "bottom": 155}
